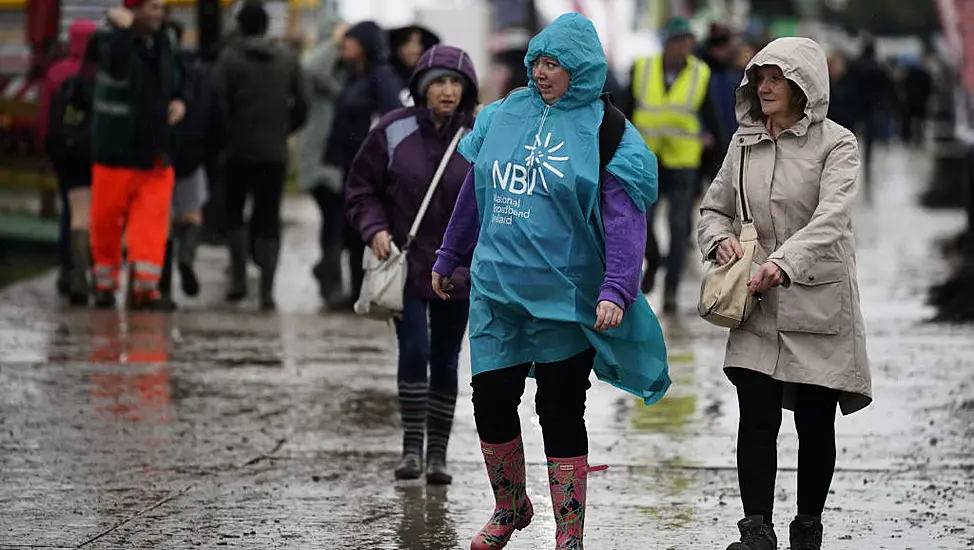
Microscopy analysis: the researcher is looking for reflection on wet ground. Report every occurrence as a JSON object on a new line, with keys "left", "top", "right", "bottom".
{"left": 2, "top": 147, "right": 974, "bottom": 548}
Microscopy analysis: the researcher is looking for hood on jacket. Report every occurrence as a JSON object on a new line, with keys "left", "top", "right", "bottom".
{"left": 735, "top": 37, "right": 830, "bottom": 128}
{"left": 409, "top": 45, "right": 479, "bottom": 112}
{"left": 68, "top": 19, "right": 98, "bottom": 60}
{"left": 345, "top": 21, "right": 389, "bottom": 66}
{"left": 389, "top": 25, "right": 440, "bottom": 54}
{"left": 523, "top": 12, "right": 607, "bottom": 110}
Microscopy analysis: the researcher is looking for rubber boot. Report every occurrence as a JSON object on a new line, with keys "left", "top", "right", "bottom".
{"left": 426, "top": 388, "right": 457, "bottom": 485}
{"left": 157, "top": 239, "right": 178, "bottom": 311}
{"left": 226, "top": 229, "right": 248, "bottom": 302}
{"left": 254, "top": 237, "right": 279, "bottom": 311}
{"left": 395, "top": 381, "right": 426, "bottom": 480}
{"left": 68, "top": 230, "right": 91, "bottom": 306}
{"left": 174, "top": 222, "right": 201, "bottom": 297}
{"left": 314, "top": 244, "right": 345, "bottom": 305}
{"left": 547, "top": 456, "right": 606, "bottom": 549}
{"left": 789, "top": 515, "right": 823, "bottom": 550}
{"left": 470, "top": 436, "right": 534, "bottom": 549}
{"left": 727, "top": 515, "right": 778, "bottom": 550}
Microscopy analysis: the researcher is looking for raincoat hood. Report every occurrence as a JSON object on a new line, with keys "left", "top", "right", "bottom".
{"left": 346, "top": 21, "right": 389, "bottom": 66}
{"left": 736, "top": 37, "right": 830, "bottom": 129}
{"left": 68, "top": 19, "right": 98, "bottom": 59}
{"left": 523, "top": 12, "right": 607, "bottom": 110}
{"left": 409, "top": 45, "right": 479, "bottom": 112}
{"left": 389, "top": 25, "right": 440, "bottom": 55}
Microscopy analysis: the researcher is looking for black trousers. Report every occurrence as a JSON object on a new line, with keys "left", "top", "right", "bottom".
{"left": 727, "top": 368, "right": 840, "bottom": 525}
{"left": 471, "top": 349, "right": 595, "bottom": 458}
{"left": 225, "top": 161, "right": 286, "bottom": 241}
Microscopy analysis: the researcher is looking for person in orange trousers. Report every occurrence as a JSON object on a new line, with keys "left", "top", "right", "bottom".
{"left": 89, "top": 0, "right": 185, "bottom": 311}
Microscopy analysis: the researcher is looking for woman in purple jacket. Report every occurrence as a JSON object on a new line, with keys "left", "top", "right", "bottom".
{"left": 345, "top": 45, "right": 478, "bottom": 484}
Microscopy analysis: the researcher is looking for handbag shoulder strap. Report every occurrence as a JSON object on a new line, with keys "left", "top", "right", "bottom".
{"left": 407, "top": 126, "right": 466, "bottom": 244}
{"left": 737, "top": 144, "right": 754, "bottom": 224}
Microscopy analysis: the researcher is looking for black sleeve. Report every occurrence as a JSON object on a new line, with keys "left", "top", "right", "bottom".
{"left": 101, "top": 26, "right": 134, "bottom": 79}
{"left": 289, "top": 59, "right": 311, "bottom": 134}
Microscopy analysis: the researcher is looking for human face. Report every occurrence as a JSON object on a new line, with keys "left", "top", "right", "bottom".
{"left": 398, "top": 31, "right": 424, "bottom": 68}
{"left": 531, "top": 56, "right": 570, "bottom": 105}
{"left": 756, "top": 65, "right": 797, "bottom": 119}
{"left": 665, "top": 35, "right": 695, "bottom": 61}
{"left": 340, "top": 36, "right": 364, "bottom": 63}
{"left": 426, "top": 75, "right": 464, "bottom": 118}
{"left": 134, "top": 0, "right": 166, "bottom": 32}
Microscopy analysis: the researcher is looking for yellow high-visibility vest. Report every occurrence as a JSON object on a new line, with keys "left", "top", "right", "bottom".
{"left": 632, "top": 54, "right": 711, "bottom": 170}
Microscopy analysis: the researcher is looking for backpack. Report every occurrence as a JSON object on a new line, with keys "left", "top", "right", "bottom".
{"left": 46, "top": 75, "right": 93, "bottom": 168}
{"left": 501, "top": 88, "right": 627, "bottom": 172}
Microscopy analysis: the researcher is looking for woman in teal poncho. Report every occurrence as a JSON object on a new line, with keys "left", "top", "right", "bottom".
{"left": 432, "top": 13, "right": 670, "bottom": 550}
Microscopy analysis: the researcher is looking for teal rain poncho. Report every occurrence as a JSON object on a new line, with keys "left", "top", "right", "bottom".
{"left": 459, "top": 13, "right": 670, "bottom": 405}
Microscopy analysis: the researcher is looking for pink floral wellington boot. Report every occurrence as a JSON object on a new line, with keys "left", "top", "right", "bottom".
{"left": 470, "top": 436, "right": 534, "bottom": 549}
{"left": 547, "top": 455, "right": 607, "bottom": 549}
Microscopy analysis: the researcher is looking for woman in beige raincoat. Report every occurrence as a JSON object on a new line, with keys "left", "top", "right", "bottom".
{"left": 697, "top": 37, "right": 872, "bottom": 550}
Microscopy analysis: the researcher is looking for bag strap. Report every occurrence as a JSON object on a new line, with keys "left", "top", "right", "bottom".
{"left": 407, "top": 126, "right": 466, "bottom": 246}
{"left": 598, "top": 92, "right": 626, "bottom": 173}
{"left": 737, "top": 144, "right": 753, "bottom": 224}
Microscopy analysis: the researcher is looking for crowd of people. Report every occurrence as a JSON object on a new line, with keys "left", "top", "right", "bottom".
{"left": 33, "top": 1, "right": 918, "bottom": 548}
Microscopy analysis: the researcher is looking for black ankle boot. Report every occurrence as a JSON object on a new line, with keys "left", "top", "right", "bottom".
{"left": 727, "top": 515, "right": 777, "bottom": 550}
{"left": 254, "top": 238, "right": 279, "bottom": 311}
{"left": 174, "top": 222, "right": 201, "bottom": 297}
{"left": 68, "top": 230, "right": 91, "bottom": 306}
{"left": 789, "top": 515, "right": 823, "bottom": 550}
{"left": 226, "top": 229, "right": 248, "bottom": 302}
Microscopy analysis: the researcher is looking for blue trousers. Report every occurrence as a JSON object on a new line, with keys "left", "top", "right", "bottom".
{"left": 646, "top": 167, "right": 697, "bottom": 293}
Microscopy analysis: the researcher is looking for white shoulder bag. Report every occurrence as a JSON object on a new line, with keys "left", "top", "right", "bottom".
{"left": 354, "top": 127, "right": 466, "bottom": 321}
{"left": 697, "top": 145, "right": 768, "bottom": 329}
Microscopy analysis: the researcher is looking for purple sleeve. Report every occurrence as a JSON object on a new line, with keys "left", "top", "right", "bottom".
{"left": 344, "top": 124, "right": 390, "bottom": 244}
{"left": 434, "top": 165, "right": 480, "bottom": 276}
{"left": 599, "top": 171, "right": 647, "bottom": 310}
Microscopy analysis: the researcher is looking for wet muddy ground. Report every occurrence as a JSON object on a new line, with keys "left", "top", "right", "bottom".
{"left": 1, "top": 146, "right": 973, "bottom": 549}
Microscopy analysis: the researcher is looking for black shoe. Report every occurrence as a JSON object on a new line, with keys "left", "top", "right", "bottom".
{"left": 394, "top": 454, "right": 423, "bottom": 480}
{"left": 179, "top": 263, "right": 200, "bottom": 297}
{"left": 425, "top": 456, "right": 452, "bottom": 485}
{"left": 130, "top": 293, "right": 177, "bottom": 312}
{"left": 789, "top": 515, "right": 823, "bottom": 550}
{"left": 727, "top": 516, "right": 777, "bottom": 550}
{"left": 662, "top": 289, "right": 678, "bottom": 314}
{"left": 174, "top": 222, "right": 201, "bottom": 297}
{"left": 93, "top": 290, "right": 117, "bottom": 310}
{"left": 67, "top": 230, "right": 91, "bottom": 305}
{"left": 56, "top": 269, "right": 71, "bottom": 297}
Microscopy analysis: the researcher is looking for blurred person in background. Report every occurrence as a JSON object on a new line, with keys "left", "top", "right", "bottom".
{"left": 848, "top": 41, "right": 894, "bottom": 183}
{"left": 698, "top": 37, "right": 871, "bottom": 550}
{"left": 388, "top": 24, "right": 440, "bottom": 105}
{"left": 699, "top": 23, "right": 742, "bottom": 193}
{"left": 899, "top": 55, "right": 933, "bottom": 145}
{"left": 42, "top": 25, "right": 100, "bottom": 305}
{"left": 323, "top": 21, "right": 405, "bottom": 310}
{"left": 298, "top": 8, "right": 348, "bottom": 307}
{"left": 158, "top": 24, "right": 228, "bottom": 308}
{"left": 827, "top": 52, "right": 857, "bottom": 132}
{"left": 623, "top": 17, "right": 722, "bottom": 312}
{"left": 214, "top": 0, "right": 310, "bottom": 310}
{"left": 346, "top": 45, "right": 479, "bottom": 484}
{"left": 89, "top": 0, "right": 185, "bottom": 311}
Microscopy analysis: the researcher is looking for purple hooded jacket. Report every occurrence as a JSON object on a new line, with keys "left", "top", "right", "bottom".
{"left": 345, "top": 45, "right": 478, "bottom": 302}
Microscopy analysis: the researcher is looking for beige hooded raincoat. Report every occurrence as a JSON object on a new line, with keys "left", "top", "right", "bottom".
{"left": 697, "top": 37, "right": 872, "bottom": 415}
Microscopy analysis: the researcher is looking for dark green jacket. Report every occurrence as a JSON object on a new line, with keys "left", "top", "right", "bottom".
{"left": 92, "top": 25, "right": 182, "bottom": 169}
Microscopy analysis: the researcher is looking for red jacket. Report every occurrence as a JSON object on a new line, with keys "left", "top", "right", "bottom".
{"left": 37, "top": 19, "right": 97, "bottom": 152}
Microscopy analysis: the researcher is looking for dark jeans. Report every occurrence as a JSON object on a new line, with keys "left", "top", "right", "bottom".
{"left": 57, "top": 178, "right": 71, "bottom": 273}
{"left": 395, "top": 292, "right": 470, "bottom": 390}
{"left": 225, "top": 161, "right": 286, "bottom": 241}
{"left": 727, "top": 368, "right": 840, "bottom": 524}
{"left": 471, "top": 349, "right": 595, "bottom": 458}
{"left": 646, "top": 167, "right": 697, "bottom": 292}
{"left": 309, "top": 185, "right": 345, "bottom": 252}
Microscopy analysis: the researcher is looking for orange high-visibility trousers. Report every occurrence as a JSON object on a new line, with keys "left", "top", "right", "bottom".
{"left": 90, "top": 163, "right": 174, "bottom": 295}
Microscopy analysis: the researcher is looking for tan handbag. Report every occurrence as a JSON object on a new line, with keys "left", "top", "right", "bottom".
{"left": 697, "top": 145, "right": 768, "bottom": 329}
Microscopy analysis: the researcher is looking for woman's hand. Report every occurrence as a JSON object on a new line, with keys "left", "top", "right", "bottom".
{"left": 370, "top": 230, "right": 393, "bottom": 260}
{"left": 595, "top": 300, "right": 624, "bottom": 331}
{"left": 748, "top": 262, "right": 786, "bottom": 296}
{"left": 432, "top": 271, "right": 454, "bottom": 301}
{"left": 715, "top": 237, "right": 744, "bottom": 266}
